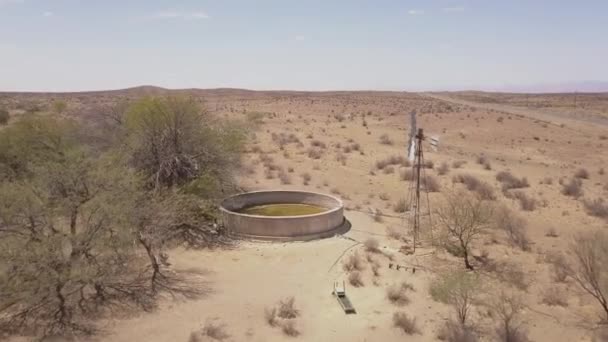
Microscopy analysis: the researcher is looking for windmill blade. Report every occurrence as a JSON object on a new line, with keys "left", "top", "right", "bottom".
{"left": 430, "top": 135, "right": 440, "bottom": 151}
{"left": 407, "top": 110, "right": 417, "bottom": 161}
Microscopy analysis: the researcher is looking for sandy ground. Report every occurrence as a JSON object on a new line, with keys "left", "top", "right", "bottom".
{"left": 2, "top": 89, "right": 608, "bottom": 341}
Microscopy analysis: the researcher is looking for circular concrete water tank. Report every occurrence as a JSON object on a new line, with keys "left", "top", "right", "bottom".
{"left": 220, "top": 190, "right": 349, "bottom": 241}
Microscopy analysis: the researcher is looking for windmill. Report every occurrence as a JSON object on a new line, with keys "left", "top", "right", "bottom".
{"left": 404, "top": 110, "right": 438, "bottom": 253}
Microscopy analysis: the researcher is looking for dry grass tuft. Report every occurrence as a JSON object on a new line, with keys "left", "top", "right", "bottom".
{"left": 364, "top": 238, "right": 380, "bottom": 253}
{"left": 437, "top": 162, "right": 450, "bottom": 175}
{"left": 393, "top": 198, "right": 407, "bottom": 213}
{"left": 379, "top": 133, "right": 393, "bottom": 145}
{"left": 541, "top": 287, "right": 568, "bottom": 307}
{"left": 561, "top": 177, "right": 583, "bottom": 197}
{"left": 437, "top": 320, "right": 479, "bottom": 342}
{"left": 189, "top": 320, "right": 231, "bottom": 342}
{"left": 496, "top": 171, "right": 529, "bottom": 191}
{"left": 583, "top": 198, "right": 608, "bottom": 220}
{"left": 452, "top": 174, "right": 495, "bottom": 200}
{"left": 348, "top": 271, "right": 364, "bottom": 287}
{"left": 393, "top": 312, "right": 420, "bottom": 335}
{"left": 343, "top": 251, "right": 365, "bottom": 272}
{"left": 386, "top": 282, "right": 414, "bottom": 306}
{"left": 575, "top": 168, "right": 590, "bottom": 179}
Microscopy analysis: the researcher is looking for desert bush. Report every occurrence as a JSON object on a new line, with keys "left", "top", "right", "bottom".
{"left": 392, "top": 312, "right": 420, "bottom": 335}
{"left": 488, "top": 261, "right": 529, "bottom": 291}
{"left": 546, "top": 252, "right": 569, "bottom": 283}
{"left": 383, "top": 165, "right": 395, "bottom": 174}
{"left": 511, "top": 191, "right": 537, "bottom": 211}
{"left": 452, "top": 160, "right": 467, "bottom": 169}
{"left": 310, "top": 139, "right": 327, "bottom": 149}
{"left": 281, "top": 320, "right": 300, "bottom": 337}
{"left": 437, "top": 320, "right": 479, "bottom": 342}
{"left": 561, "top": 177, "right": 583, "bottom": 197}
{"left": 575, "top": 168, "right": 590, "bottom": 179}
{"left": 430, "top": 271, "right": 480, "bottom": 325}
{"left": 400, "top": 169, "right": 415, "bottom": 181}
{"left": 0, "top": 108, "right": 9, "bottom": 125}
{"left": 424, "top": 160, "right": 435, "bottom": 169}
{"left": 379, "top": 133, "right": 393, "bottom": 145}
{"left": 476, "top": 155, "right": 487, "bottom": 165}
{"left": 541, "top": 177, "right": 553, "bottom": 185}
{"left": 494, "top": 205, "right": 530, "bottom": 251}
{"left": 307, "top": 148, "right": 323, "bottom": 159}
{"left": 189, "top": 320, "right": 230, "bottom": 342}
{"left": 423, "top": 175, "right": 441, "bottom": 192}
{"left": 436, "top": 192, "right": 494, "bottom": 270}
{"left": 393, "top": 198, "right": 407, "bottom": 213}
{"left": 387, "top": 282, "right": 414, "bottom": 306}
{"left": 599, "top": 168, "right": 605, "bottom": 175}
{"left": 452, "top": 174, "right": 495, "bottom": 200}
{"left": 379, "top": 193, "right": 390, "bottom": 201}
{"left": 300, "top": 172, "right": 311, "bottom": 185}
{"left": 265, "top": 307, "right": 279, "bottom": 327}
{"left": 387, "top": 226, "right": 404, "bottom": 240}
{"left": 336, "top": 152, "right": 347, "bottom": 165}
{"left": 496, "top": 171, "right": 529, "bottom": 191}
{"left": 278, "top": 297, "right": 300, "bottom": 319}
{"left": 349, "top": 271, "right": 364, "bottom": 287}
{"left": 492, "top": 293, "right": 530, "bottom": 342}
{"left": 343, "top": 251, "right": 365, "bottom": 272}
{"left": 438, "top": 162, "right": 450, "bottom": 175}
{"left": 279, "top": 170, "right": 292, "bottom": 184}
{"left": 364, "top": 238, "right": 380, "bottom": 253}
{"left": 541, "top": 287, "right": 568, "bottom": 307}
{"left": 583, "top": 198, "right": 608, "bottom": 220}
{"left": 376, "top": 155, "right": 409, "bottom": 170}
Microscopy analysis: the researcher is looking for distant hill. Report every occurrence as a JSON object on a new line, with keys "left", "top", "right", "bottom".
{"left": 492, "top": 81, "right": 608, "bottom": 94}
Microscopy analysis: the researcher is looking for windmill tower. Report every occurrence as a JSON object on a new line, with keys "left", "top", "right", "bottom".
{"left": 404, "top": 111, "right": 435, "bottom": 253}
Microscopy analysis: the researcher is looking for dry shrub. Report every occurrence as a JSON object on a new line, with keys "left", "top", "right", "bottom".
{"left": 541, "top": 287, "right": 568, "bottom": 307}
{"left": 278, "top": 297, "right": 299, "bottom": 319}
{"left": 476, "top": 155, "right": 488, "bottom": 165}
{"left": 387, "top": 282, "right": 414, "bottom": 306}
{"left": 265, "top": 307, "right": 279, "bottom": 327}
{"left": 349, "top": 271, "right": 364, "bottom": 287}
{"left": 423, "top": 175, "right": 441, "bottom": 192}
{"left": 494, "top": 205, "right": 530, "bottom": 251}
{"left": 387, "top": 226, "right": 404, "bottom": 240}
{"left": 575, "top": 168, "right": 590, "bottom": 179}
{"left": 310, "top": 139, "right": 326, "bottom": 148}
{"left": 546, "top": 252, "right": 569, "bottom": 283}
{"left": 487, "top": 261, "right": 529, "bottom": 291}
{"left": 437, "top": 320, "right": 479, "bottom": 342}
{"left": 393, "top": 312, "right": 420, "bottom": 335}
{"left": 452, "top": 174, "right": 495, "bottom": 200}
{"left": 300, "top": 172, "right": 311, "bottom": 185}
{"left": 400, "top": 169, "right": 415, "bottom": 181}
{"left": 379, "top": 133, "right": 393, "bottom": 145}
{"left": 424, "top": 160, "right": 435, "bottom": 169}
{"left": 379, "top": 193, "right": 390, "bottom": 201}
{"left": 307, "top": 148, "right": 323, "bottom": 159}
{"left": 438, "top": 162, "right": 450, "bottom": 176}
{"left": 189, "top": 320, "right": 230, "bottom": 342}
{"left": 561, "top": 177, "right": 583, "bottom": 197}
{"left": 364, "top": 238, "right": 380, "bottom": 253}
{"left": 452, "top": 160, "right": 467, "bottom": 169}
{"left": 492, "top": 293, "right": 530, "bottom": 342}
{"left": 583, "top": 198, "right": 608, "bottom": 220}
{"left": 384, "top": 165, "right": 395, "bottom": 174}
{"left": 336, "top": 152, "right": 347, "bottom": 165}
{"left": 545, "top": 227, "right": 559, "bottom": 238}
{"left": 496, "top": 171, "right": 529, "bottom": 191}
{"left": 393, "top": 198, "right": 407, "bottom": 213}
{"left": 281, "top": 320, "right": 300, "bottom": 337}
{"left": 278, "top": 170, "right": 292, "bottom": 185}
{"left": 373, "top": 209, "right": 384, "bottom": 222}
{"left": 511, "top": 191, "right": 537, "bottom": 211}
{"left": 377, "top": 155, "right": 409, "bottom": 170}
{"left": 343, "top": 251, "right": 365, "bottom": 272}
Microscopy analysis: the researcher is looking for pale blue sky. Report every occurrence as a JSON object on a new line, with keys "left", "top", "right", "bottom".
{"left": 0, "top": 0, "right": 606, "bottom": 91}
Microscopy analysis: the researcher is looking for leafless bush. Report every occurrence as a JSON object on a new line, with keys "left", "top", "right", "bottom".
{"left": 424, "top": 160, "right": 435, "bottom": 169}
{"left": 486, "top": 260, "right": 529, "bottom": 291}
{"left": 430, "top": 271, "right": 479, "bottom": 325}
{"left": 561, "top": 177, "right": 583, "bottom": 197}
{"left": 343, "top": 251, "right": 365, "bottom": 272}
{"left": 541, "top": 287, "right": 568, "bottom": 307}
{"left": 511, "top": 191, "right": 537, "bottom": 211}
{"left": 379, "top": 193, "right": 390, "bottom": 201}
{"left": 279, "top": 170, "right": 292, "bottom": 184}
{"left": 575, "top": 168, "right": 590, "bottom": 179}
{"left": 281, "top": 320, "right": 300, "bottom": 337}
{"left": 310, "top": 139, "right": 327, "bottom": 149}
{"left": 307, "top": 148, "right": 323, "bottom": 159}
{"left": 278, "top": 297, "right": 300, "bottom": 319}
{"left": 387, "top": 282, "right": 414, "bottom": 306}
{"left": 476, "top": 155, "right": 488, "bottom": 166}
{"left": 393, "top": 312, "right": 420, "bottom": 335}
{"left": 189, "top": 320, "right": 231, "bottom": 342}
{"left": 496, "top": 171, "right": 529, "bottom": 191}
{"left": 452, "top": 160, "right": 467, "bottom": 169}
{"left": 376, "top": 155, "right": 409, "bottom": 170}
{"left": 492, "top": 293, "right": 530, "bottom": 342}
{"left": 393, "top": 198, "right": 407, "bottom": 213}
{"left": 494, "top": 206, "right": 530, "bottom": 251}
{"left": 583, "top": 198, "right": 608, "bottom": 220}
{"left": 384, "top": 166, "right": 395, "bottom": 174}
{"left": 387, "top": 226, "right": 404, "bottom": 240}
{"left": 336, "top": 152, "right": 347, "bottom": 165}
{"left": 438, "top": 162, "right": 450, "bottom": 175}
{"left": 349, "top": 271, "right": 364, "bottom": 287}
{"left": 364, "top": 238, "right": 380, "bottom": 253}
{"left": 437, "top": 320, "right": 479, "bottom": 342}
{"left": 400, "top": 169, "right": 415, "bottom": 181}
{"left": 265, "top": 307, "right": 279, "bottom": 327}
{"left": 452, "top": 174, "right": 496, "bottom": 200}
{"left": 379, "top": 133, "right": 393, "bottom": 145}
{"left": 300, "top": 172, "right": 311, "bottom": 185}
{"left": 545, "top": 227, "right": 559, "bottom": 238}
{"left": 423, "top": 175, "right": 441, "bottom": 192}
